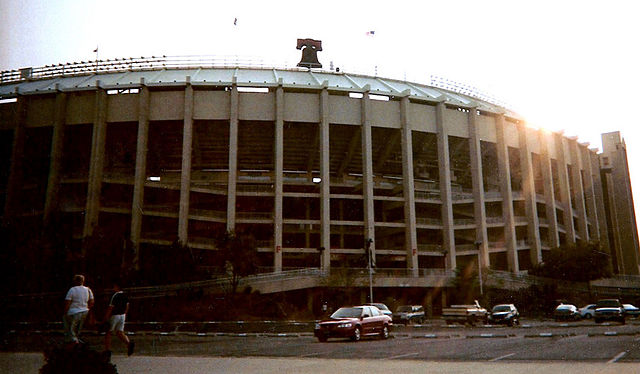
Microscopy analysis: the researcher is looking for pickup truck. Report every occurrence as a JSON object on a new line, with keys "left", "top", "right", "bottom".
{"left": 442, "top": 300, "right": 488, "bottom": 325}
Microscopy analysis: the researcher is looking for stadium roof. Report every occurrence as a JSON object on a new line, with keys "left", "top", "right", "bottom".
{"left": 0, "top": 57, "right": 521, "bottom": 119}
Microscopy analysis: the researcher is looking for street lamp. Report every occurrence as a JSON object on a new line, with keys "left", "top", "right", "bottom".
{"left": 474, "top": 241, "right": 483, "bottom": 295}
{"left": 366, "top": 238, "right": 374, "bottom": 303}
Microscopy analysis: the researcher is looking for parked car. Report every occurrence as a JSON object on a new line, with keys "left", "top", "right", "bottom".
{"left": 365, "top": 303, "right": 393, "bottom": 317}
{"left": 314, "top": 305, "right": 392, "bottom": 342}
{"left": 488, "top": 304, "right": 520, "bottom": 326}
{"left": 554, "top": 304, "right": 581, "bottom": 321}
{"left": 623, "top": 304, "right": 640, "bottom": 318}
{"left": 392, "top": 305, "right": 425, "bottom": 325}
{"left": 579, "top": 304, "right": 596, "bottom": 319}
{"left": 594, "top": 299, "right": 625, "bottom": 324}
{"left": 442, "top": 300, "right": 488, "bottom": 325}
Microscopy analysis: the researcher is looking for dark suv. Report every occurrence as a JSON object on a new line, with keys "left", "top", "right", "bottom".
{"left": 594, "top": 299, "right": 625, "bottom": 324}
{"left": 392, "top": 305, "right": 425, "bottom": 325}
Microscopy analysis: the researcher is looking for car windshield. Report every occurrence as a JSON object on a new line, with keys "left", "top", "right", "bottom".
{"left": 556, "top": 305, "right": 573, "bottom": 310}
{"left": 330, "top": 307, "right": 362, "bottom": 319}
{"left": 397, "top": 306, "right": 412, "bottom": 312}
{"left": 624, "top": 304, "right": 638, "bottom": 310}
{"left": 597, "top": 300, "right": 620, "bottom": 307}
{"left": 492, "top": 305, "right": 511, "bottom": 312}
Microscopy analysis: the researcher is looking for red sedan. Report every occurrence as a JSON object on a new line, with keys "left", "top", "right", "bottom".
{"left": 314, "top": 305, "right": 392, "bottom": 342}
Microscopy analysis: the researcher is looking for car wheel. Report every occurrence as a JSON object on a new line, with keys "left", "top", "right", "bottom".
{"left": 380, "top": 325, "right": 389, "bottom": 339}
{"left": 584, "top": 314, "right": 591, "bottom": 319}
{"left": 351, "top": 327, "right": 361, "bottom": 342}
{"left": 507, "top": 319, "right": 513, "bottom": 327}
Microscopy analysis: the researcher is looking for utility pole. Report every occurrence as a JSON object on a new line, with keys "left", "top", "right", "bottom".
{"left": 366, "top": 238, "right": 374, "bottom": 303}
{"left": 475, "top": 241, "right": 483, "bottom": 295}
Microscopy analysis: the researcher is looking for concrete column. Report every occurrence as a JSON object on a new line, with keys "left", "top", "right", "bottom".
{"left": 495, "top": 114, "right": 518, "bottom": 272}
{"left": 436, "top": 102, "right": 456, "bottom": 270}
{"left": 518, "top": 123, "right": 542, "bottom": 265}
{"left": 3, "top": 95, "right": 27, "bottom": 222}
{"left": 131, "top": 81, "right": 150, "bottom": 270}
{"left": 361, "top": 88, "right": 376, "bottom": 260}
{"left": 591, "top": 152, "right": 610, "bottom": 252}
{"left": 400, "top": 95, "right": 418, "bottom": 271}
{"left": 554, "top": 133, "right": 575, "bottom": 243}
{"left": 581, "top": 147, "right": 599, "bottom": 241}
{"left": 83, "top": 85, "right": 108, "bottom": 247}
{"left": 319, "top": 87, "right": 331, "bottom": 270}
{"left": 539, "top": 131, "right": 559, "bottom": 248}
{"left": 274, "top": 84, "right": 283, "bottom": 272}
{"left": 178, "top": 79, "right": 194, "bottom": 245}
{"left": 468, "top": 108, "right": 489, "bottom": 268}
{"left": 227, "top": 83, "right": 238, "bottom": 232}
{"left": 569, "top": 139, "right": 589, "bottom": 241}
{"left": 44, "top": 89, "right": 67, "bottom": 225}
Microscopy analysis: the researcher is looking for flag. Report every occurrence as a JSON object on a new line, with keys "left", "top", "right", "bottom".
{"left": 93, "top": 46, "right": 98, "bottom": 53}
{"left": 365, "top": 31, "right": 375, "bottom": 36}
{"left": 233, "top": 17, "right": 237, "bottom": 26}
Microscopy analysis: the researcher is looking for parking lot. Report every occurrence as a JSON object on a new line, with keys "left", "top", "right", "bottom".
{"left": 4, "top": 319, "right": 640, "bottom": 363}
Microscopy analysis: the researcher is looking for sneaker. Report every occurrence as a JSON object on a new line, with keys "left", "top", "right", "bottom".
{"left": 128, "top": 341, "right": 135, "bottom": 356}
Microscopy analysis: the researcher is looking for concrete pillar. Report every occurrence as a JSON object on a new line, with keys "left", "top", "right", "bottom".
{"left": 517, "top": 123, "right": 542, "bottom": 265}
{"left": 178, "top": 79, "right": 194, "bottom": 245}
{"left": 83, "top": 84, "right": 108, "bottom": 248}
{"left": 436, "top": 102, "right": 455, "bottom": 270}
{"left": 361, "top": 88, "right": 375, "bottom": 260}
{"left": 319, "top": 86, "right": 331, "bottom": 270}
{"left": 581, "top": 147, "right": 599, "bottom": 241}
{"left": 44, "top": 89, "right": 67, "bottom": 225}
{"left": 554, "top": 133, "right": 575, "bottom": 243}
{"left": 569, "top": 139, "right": 589, "bottom": 241}
{"left": 3, "top": 95, "right": 27, "bottom": 222}
{"left": 400, "top": 95, "right": 418, "bottom": 271}
{"left": 539, "top": 131, "right": 559, "bottom": 248}
{"left": 591, "top": 152, "right": 610, "bottom": 252}
{"left": 131, "top": 81, "right": 150, "bottom": 270}
{"left": 227, "top": 83, "right": 239, "bottom": 232}
{"left": 495, "top": 114, "right": 518, "bottom": 272}
{"left": 468, "top": 108, "right": 489, "bottom": 268}
{"left": 274, "top": 84, "right": 283, "bottom": 272}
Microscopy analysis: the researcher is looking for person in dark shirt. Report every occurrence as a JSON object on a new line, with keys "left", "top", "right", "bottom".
{"left": 104, "top": 282, "right": 134, "bottom": 356}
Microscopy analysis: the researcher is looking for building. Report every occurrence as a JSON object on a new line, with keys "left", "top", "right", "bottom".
{"left": 1, "top": 57, "right": 639, "bottom": 282}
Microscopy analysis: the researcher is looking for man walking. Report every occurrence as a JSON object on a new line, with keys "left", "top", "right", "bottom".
{"left": 104, "top": 281, "right": 134, "bottom": 356}
{"left": 63, "top": 274, "right": 94, "bottom": 345}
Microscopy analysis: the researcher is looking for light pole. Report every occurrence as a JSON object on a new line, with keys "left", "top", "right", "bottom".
{"left": 474, "top": 241, "right": 483, "bottom": 295}
{"left": 366, "top": 238, "right": 374, "bottom": 303}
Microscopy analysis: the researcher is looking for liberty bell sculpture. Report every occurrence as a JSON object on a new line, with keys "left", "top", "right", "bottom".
{"left": 297, "top": 38, "right": 323, "bottom": 69}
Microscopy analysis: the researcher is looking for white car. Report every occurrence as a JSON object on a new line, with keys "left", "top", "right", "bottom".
{"left": 623, "top": 304, "right": 640, "bottom": 318}
{"left": 579, "top": 304, "right": 596, "bottom": 319}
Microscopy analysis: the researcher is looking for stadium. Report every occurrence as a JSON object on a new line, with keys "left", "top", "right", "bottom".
{"left": 1, "top": 55, "right": 639, "bottom": 310}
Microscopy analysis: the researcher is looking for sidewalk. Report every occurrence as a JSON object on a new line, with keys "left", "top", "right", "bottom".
{"left": 3, "top": 353, "right": 639, "bottom": 374}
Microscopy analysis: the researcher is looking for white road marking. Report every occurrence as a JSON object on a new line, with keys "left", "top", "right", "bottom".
{"left": 387, "top": 352, "right": 419, "bottom": 360}
{"left": 299, "top": 352, "right": 322, "bottom": 357}
{"left": 607, "top": 351, "right": 627, "bottom": 363}
{"left": 489, "top": 353, "right": 516, "bottom": 362}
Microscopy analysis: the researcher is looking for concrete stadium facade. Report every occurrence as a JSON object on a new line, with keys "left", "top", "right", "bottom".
{"left": 1, "top": 60, "right": 639, "bottom": 278}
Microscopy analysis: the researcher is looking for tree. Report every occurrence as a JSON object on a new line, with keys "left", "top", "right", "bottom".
{"left": 214, "top": 230, "right": 259, "bottom": 295}
{"left": 530, "top": 241, "right": 612, "bottom": 282}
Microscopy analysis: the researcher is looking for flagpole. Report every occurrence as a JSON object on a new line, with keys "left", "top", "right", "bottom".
{"left": 94, "top": 46, "right": 99, "bottom": 72}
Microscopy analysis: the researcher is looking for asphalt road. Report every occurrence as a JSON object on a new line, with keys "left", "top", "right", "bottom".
{"left": 3, "top": 319, "right": 640, "bottom": 373}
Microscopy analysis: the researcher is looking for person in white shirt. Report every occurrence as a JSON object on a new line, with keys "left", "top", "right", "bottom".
{"left": 63, "top": 274, "right": 94, "bottom": 344}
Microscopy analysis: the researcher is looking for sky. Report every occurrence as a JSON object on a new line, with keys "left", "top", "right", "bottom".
{"left": 2, "top": 0, "right": 640, "bottom": 226}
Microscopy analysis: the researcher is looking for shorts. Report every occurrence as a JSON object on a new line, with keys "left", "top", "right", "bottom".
{"left": 109, "top": 314, "right": 126, "bottom": 332}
